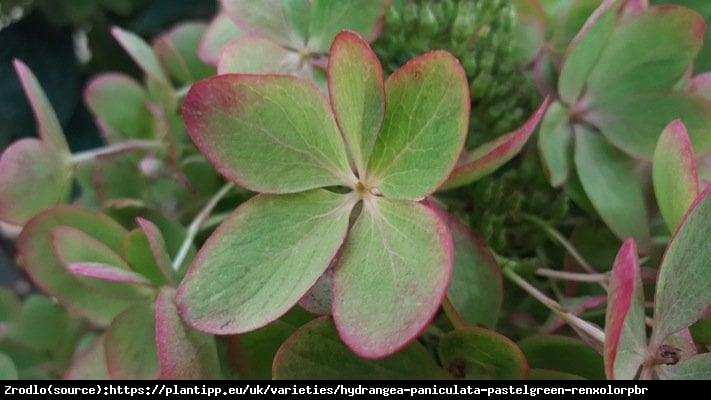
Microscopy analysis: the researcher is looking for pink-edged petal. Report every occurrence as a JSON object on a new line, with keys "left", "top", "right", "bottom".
{"left": 68, "top": 262, "right": 152, "bottom": 286}
{"left": 110, "top": 26, "right": 170, "bottom": 85}
{"left": 689, "top": 72, "right": 711, "bottom": 99}
{"left": 12, "top": 60, "right": 69, "bottom": 153}
{"left": 152, "top": 22, "right": 215, "bottom": 85}
{"left": 653, "top": 120, "right": 700, "bottom": 232}
{"left": 176, "top": 190, "right": 352, "bottom": 334}
{"left": 604, "top": 239, "right": 647, "bottom": 380}
{"left": 155, "top": 287, "right": 220, "bottom": 379}
{"left": 221, "top": 0, "right": 309, "bottom": 48}
{"left": 198, "top": 12, "right": 243, "bottom": 65}
{"left": 443, "top": 97, "right": 550, "bottom": 189}
{"left": 217, "top": 35, "right": 298, "bottom": 75}
{"left": 136, "top": 218, "right": 178, "bottom": 285}
{"left": 182, "top": 74, "right": 355, "bottom": 194}
{"left": 367, "top": 51, "right": 469, "bottom": 199}
{"left": 328, "top": 30, "right": 385, "bottom": 177}
{"left": 333, "top": 198, "right": 452, "bottom": 358}
{"left": 0, "top": 138, "right": 72, "bottom": 225}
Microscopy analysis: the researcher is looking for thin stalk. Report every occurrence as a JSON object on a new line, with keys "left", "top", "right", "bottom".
{"left": 171, "top": 183, "right": 234, "bottom": 271}
{"left": 71, "top": 140, "right": 164, "bottom": 164}
{"left": 503, "top": 268, "right": 606, "bottom": 345}
{"left": 520, "top": 213, "right": 597, "bottom": 274}
{"left": 536, "top": 268, "right": 608, "bottom": 283}
{"left": 442, "top": 296, "right": 466, "bottom": 330}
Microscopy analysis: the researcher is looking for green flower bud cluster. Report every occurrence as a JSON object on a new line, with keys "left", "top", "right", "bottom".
{"left": 449, "top": 149, "right": 569, "bottom": 259}
{"left": 373, "top": 0, "right": 539, "bottom": 146}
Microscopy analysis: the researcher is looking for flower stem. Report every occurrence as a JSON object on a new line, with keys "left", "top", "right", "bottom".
{"left": 520, "top": 213, "right": 597, "bottom": 274}
{"left": 71, "top": 140, "right": 164, "bottom": 165}
{"left": 503, "top": 267, "right": 605, "bottom": 345}
{"left": 442, "top": 296, "right": 466, "bottom": 330}
{"left": 171, "top": 183, "right": 234, "bottom": 272}
{"left": 535, "top": 268, "right": 608, "bottom": 283}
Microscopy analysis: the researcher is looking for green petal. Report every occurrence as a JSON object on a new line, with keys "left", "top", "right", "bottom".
{"left": 308, "top": 0, "right": 390, "bottom": 52}
{"left": 651, "top": 187, "right": 711, "bottom": 347}
{"left": 538, "top": 101, "right": 573, "bottom": 187}
{"left": 183, "top": 74, "right": 355, "bottom": 193}
{"left": 328, "top": 31, "right": 385, "bottom": 177}
{"left": 333, "top": 198, "right": 452, "bottom": 358}
{"left": 273, "top": 317, "right": 447, "bottom": 379}
{"left": 105, "top": 302, "right": 159, "bottom": 380}
{"left": 176, "top": 190, "right": 352, "bottom": 334}
{"left": 438, "top": 328, "right": 528, "bottom": 379}
{"left": 367, "top": 51, "right": 469, "bottom": 199}
{"left": 574, "top": 128, "right": 650, "bottom": 249}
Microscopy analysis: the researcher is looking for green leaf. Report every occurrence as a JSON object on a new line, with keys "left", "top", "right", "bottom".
{"left": 177, "top": 190, "right": 352, "bottom": 334}
{"left": 64, "top": 335, "right": 110, "bottom": 380}
{"left": 440, "top": 209, "right": 502, "bottom": 328}
{"left": 92, "top": 151, "right": 146, "bottom": 206}
{"left": 0, "top": 139, "right": 72, "bottom": 225}
{"left": 444, "top": 97, "right": 550, "bottom": 189}
{"left": 17, "top": 206, "right": 135, "bottom": 325}
{"left": 438, "top": 328, "right": 528, "bottom": 379}
{"left": 232, "top": 319, "right": 298, "bottom": 379}
{"left": 105, "top": 302, "right": 159, "bottom": 380}
{"left": 651, "top": 187, "right": 711, "bottom": 347}
{"left": 0, "top": 353, "right": 18, "bottom": 380}
{"left": 84, "top": 73, "right": 153, "bottom": 141}
{"left": 221, "top": 0, "right": 310, "bottom": 48}
{"left": 217, "top": 35, "right": 298, "bottom": 75}
{"left": 111, "top": 26, "right": 170, "bottom": 86}
{"left": 585, "top": 5, "right": 704, "bottom": 102}
{"left": 308, "top": 0, "right": 390, "bottom": 52}
{"left": 183, "top": 74, "right": 355, "bottom": 193}
{"left": 558, "top": 0, "right": 618, "bottom": 104}
{"left": 367, "top": 51, "right": 469, "bottom": 199}
{"left": 50, "top": 226, "right": 151, "bottom": 300}
{"left": 587, "top": 92, "right": 711, "bottom": 158}
{"left": 574, "top": 128, "right": 650, "bottom": 249}
{"left": 328, "top": 31, "right": 385, "bottom": 177}
{"left": 8, "top": 295, "right": 69, "bottom": 351}
{"left": 538, "top": 101, "right": 573, "bottom": 187}
{"left": 604, "top": 239, "right": 647, "bottom": 380}
{"left": 155, "top": 287, "right": 221, "bottom": 379}
{"left": 333, "top": 199, "right": 451, "bottom": 358}
{"left": 273, "top": 317, "right": 447, "bottom": 379}
{"left": 153, "top": 22, "right": 215, "bottom": 85}
{"left": 519, "top": 335, "right": 605, "bottom": 380}
{"left": 198, "top": 12, "right": 243, "bottom": 65}
{"left": 689, "top": 317, "right": 711, "bottom": 345}
{"left": 665, "top": 353, "right": 711, "bottom": 380}
{"left": 653, "top": 120, "right": 699, "bottom": 232}
{"left": 12, "top": 60, "right": 69, "bottom": 153}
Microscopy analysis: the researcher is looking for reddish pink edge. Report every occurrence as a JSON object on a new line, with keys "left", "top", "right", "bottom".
{"left": 605, "top": 238, "right": 639, "bottom": 380}
{"left": 174, "top": 194, "right": 348, "bottom": 334}
{"left": 83, "top": 72, "right": 141, "bottom": 105}
{"left": 447, "top": 96, "right": 550, "bottom": 186}
{"left": 332, "top": 200, "right": 453, "bottom": 359}
{"left": 182, "top": 73, "right": 344, "bottom": 194}
{"left": 327, "top": 30, "right": 385, "bottom": 160}
{"left": 16, "top": 205, "right": 128, "bottom": 325}
{"left": 11, "top": 60, "right": 60, "bottom": 148}
{"left": 426, "top": 199, "right": 504, "bottom": 319}
{"left": 68, "top": 262, "right": 151, "bottom": 286}
{"left": 650, "top": 5, "right": 706, "bottom": 43}
{"left": 451, "top": 327, "right": 529, "bottom": 377}
{"left": 620, "top": 0, "right": 647, "bottom": 19}
{"left": 135, "top": 217, "right": 176, "bottom": 285}
{"left": 197, "top": 13, "right": 228, "bottom": 65}
{"left": 48, "top": 225, "right": 126, "bottom": 269}
{"left": 661, "top": 119, "right": 700, "bottom": 195}
{"left": 63, "top": 334, "right": 107, "bottom": 379}
{"left": 272, "top": 316, "right": 331, "bottom": 377}
{"left": 382, "top": 50, "right": 470, "bottom": 195}
{"left": 154, "top": 286, "right": 178, "bottom": 379}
